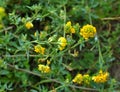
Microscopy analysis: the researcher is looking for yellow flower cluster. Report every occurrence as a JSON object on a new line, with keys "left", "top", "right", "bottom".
{"left": 58, "top": 37, "right": 67, "bottom": 50}
{"left": 92, "top": 70, "right": 109, "bottom": 83}
{"left": 72, "top": 74, "right": 90, "bottom": 85}
{"left": 0, "top": 7, "right": 6, "bottom": 19}
{"left": 38, "top": 64, "right": 50, "bottom": 73}
{"left": 25, "top": 21, "right": 33, "bottom": 29}
{"left": 0, "top": 7, "right": 5, "bottom": 13}
{"left": 0, "top": 7, "right": 6, "bottom": 29}
{"left": 73, "top": 70, "right": 109, "bottom": 85}
{"left": 34, "top": 45, "right": 45, "bottom": 55}
{"left": 64, "top": 21, "right": 75, "bottom": 34}
{"left": 80, "top": 24, "right": 96, "bottom": 40}
{"left": 70, "top": 27, "right": 75, "bottom": 33}
{"left": 72, "top": 74, "right": 83, "bottom": 84}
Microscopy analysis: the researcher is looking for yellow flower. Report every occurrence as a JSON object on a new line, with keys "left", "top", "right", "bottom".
{"left": 34, "top": 45, "right": 45, "bottom": 55}
{"left": 70, "top": 27, "right": 75, "bottom": 33}
{"left": 80, "top": 24, "right": 96, "bottom": 40}
{"left": 25, "top": 21, "right": 33, "bottom": 29}
{"left": 38, "top": 64, "right": 50, "bottom": 73}
{"left": 34, "top": 32, "right": 37, "bottom": 37}
{"left": 72, "top": 74, "right": 83, "bottom": 84}
{"left": 64, "top": 21, "right": 75, "bottom": 34}
{"left": 58, "top": 37, "right": 67, "bottom": 47}
{"left": 92, "top": 70, "right": 109, "bottom": 83}
{"left": 58, "top": 37, "right": 67, "bottom": 50}
{"left": 0, "top": 7, "right": 5, "bottom": 13}
{"left": 47, "top": 60, "right": 51, "bottom": 65}
{"left": 0, "top": 7, "right": 6, "bottom": 17}
{"left": 58, "top": 46, "right": 65, "bottom": 51}
{"left": 64, "top": 21, "right": 72, "bottom": 33}
{"left": 66, "top": 21, "right": 71, "bottom": 27}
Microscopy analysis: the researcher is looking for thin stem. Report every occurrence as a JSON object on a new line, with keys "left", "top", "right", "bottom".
{"left": 101, "top": 17, "right": 120, "bottom": 21}
{"left": 26, "top": 49, "right": 30, "bottom": 62}
{"left": 49, "top": 85, "right": 65, "bottom": 92}
{"left": 97, "top": 36, "right": 104, "bottom": 69}
{"left": 87, "top": 5, "right": 92, "bottom": 25}
{"left": 63, "top": 6, "right": 66, "bottom": 37}
{"left": 89, "top": 13, "right": 92, "bottom": 25}
{"left": 71, "top": 38, "right": 85, "bottom": 49}
{"left": 3, "top": 54, "right": 47, "bottom": 57}
{"left": 0, "top": 26, "right": 13, "bottom": 32}
{"left": 68, "top": 84, "right": 98, "bottom": 91}
{"left": 7, "top": 63, "right": 42, "bottom": 77}
{"left": 6, "top": 63, "right": 98, "bottom": 91}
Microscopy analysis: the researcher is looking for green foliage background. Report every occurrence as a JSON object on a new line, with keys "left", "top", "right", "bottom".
{"left": 0, "top": 0, "right": 120, "bottom": 92}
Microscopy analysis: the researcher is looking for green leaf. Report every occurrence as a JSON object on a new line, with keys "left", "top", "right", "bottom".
{"left": 0, "top": 70, "right": 9, "bottom": 75}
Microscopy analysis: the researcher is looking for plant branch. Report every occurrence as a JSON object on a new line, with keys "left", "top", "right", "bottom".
{"left": 6, "top": 63, "right": 98, "bottom": 91}
{"left": 0, "top": 26, "right": 13, "bottom": 32}
{"left": 101, "top": 17, "right": 120, "bottom": 21}
{"left": 7, "top": 63, "right": 41, "bottom": 77}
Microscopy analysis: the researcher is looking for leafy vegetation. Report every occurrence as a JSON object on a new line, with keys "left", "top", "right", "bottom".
{"left": 0, "top": 0, "right": 120, "bottom": 92}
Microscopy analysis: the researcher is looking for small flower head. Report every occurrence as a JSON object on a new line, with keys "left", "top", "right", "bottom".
{"left": 70, "top": 27, "right": 75, "bottom": 34}
{"left": 66, "top": 21, "right": 72, "bottom": 27}
{"left": 83, "top": 74, "right": 91, "bottom": 85}
{"left": 0, "top": 7, "right": 6, "bottom": 17}
{"left": 58, "top": 37, "right": 67, "bottom": 47}
{"left": 58, "top": 46, "right": 65, "bottom": 51}
{"left": 80, "top": 24, "right": 96, "bottom": 40}
{"left": 64, "top": 21, "right": 72, "bottom": 33}
{"left": 25, "top": 21, "right": 33, "bottom": 29}
{"left": 58, "top": 37, "right": 67, "bottom": 50}
{"left": 38, "top": 64, "right": 50, "bottom": 73}
{"left": 34, "top": 45, "right": 45, "bottom": 55}
{"left": 34, "top": 32, "right": 37, "bottom": 37}
{"left": 72, "top": 74, "right": 83, "bottom": 84}
{"left": 64, "top": 21, "right": 76, "bottom": 34}
{"left": 47, "top": 60, "right": 51, "bottom": 65}
{"left": 92, "top": 70, "right": 109, "bottom": 83}
{"left": 0, "top": 7, "right": 5, "bottom": 13}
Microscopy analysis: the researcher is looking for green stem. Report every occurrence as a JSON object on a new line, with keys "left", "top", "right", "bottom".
{"left": 49, "top": 85, "right": 65, "bottom": 92}
{"left": 26, "top": 49, "right": 29, "bottom": 62}
{"left": 97, "top": 36, "right": 104, "bottom": 69}
{"left": 0, "top": 26, "right": 13, "bottom": 32}
{"left": 6, "top": 63, "right": 98, "bottom": 91}
{"left": 71, "top": 38, "right": 85, "bottom": 49}
{"left": 63, "top": 6, "right": 66, "bottom": 37}
{"left": 89, "top": 13, "right": 92, "bottom": 25}
{"left": 87, "top": 5, "right": 92, "bottom": 25}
